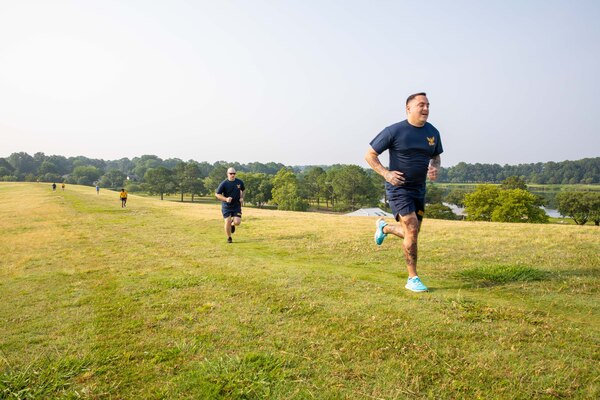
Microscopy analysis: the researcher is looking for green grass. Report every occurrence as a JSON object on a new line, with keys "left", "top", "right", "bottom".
{"left": 457, "top": 264, "right": 549, "bottom": 286}
{"left": 1, "top": 182, "right": 599, "bottom": 399}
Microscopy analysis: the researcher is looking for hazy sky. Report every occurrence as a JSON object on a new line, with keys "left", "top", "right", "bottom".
{"left": 1, "top": 0, "right": 599, "bottom": 167}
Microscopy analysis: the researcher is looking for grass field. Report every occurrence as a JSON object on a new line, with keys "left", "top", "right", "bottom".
{"left": 1, "top": 182, "right": 599, "bottom": 399}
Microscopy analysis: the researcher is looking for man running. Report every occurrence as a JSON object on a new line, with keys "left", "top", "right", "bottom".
{"left": 365, "top": 92, "right": 443, "bottom": 292}
{"left": 215, "top": 167, "right": 245, "bottom": 243}
{"left": 119, "top": 188, "right": 128, "bottom": 208}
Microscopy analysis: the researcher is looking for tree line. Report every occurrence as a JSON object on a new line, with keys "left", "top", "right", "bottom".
{"left": 1, "top": 152, "right": 598, "bottom": 224}
{"left": 439, "top": 157, "right": 599, "bottom": 184}
{"left": 3, "top": 152, "right": 598, "bottom": 186}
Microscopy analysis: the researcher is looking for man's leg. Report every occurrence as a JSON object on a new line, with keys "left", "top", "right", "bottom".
{"left": 399, "top": 212, "right": 421, "bottom": 278}
{"left": 383, "top": 221, "right": 404, "bottom": 239}
{"left": 224, "top": 217, "right": 233, "bottom": 238}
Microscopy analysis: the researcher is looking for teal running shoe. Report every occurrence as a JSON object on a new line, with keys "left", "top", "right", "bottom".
{"left": 405, "top": 276, "right": 428, "bottom": 292}
{"left": 374, "top": 218, "right": 388, "bottom": 245}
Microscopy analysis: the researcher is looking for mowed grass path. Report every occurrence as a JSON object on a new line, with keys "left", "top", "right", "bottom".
{"left": 1, "top": 182, "right": 598, "bottom": 399}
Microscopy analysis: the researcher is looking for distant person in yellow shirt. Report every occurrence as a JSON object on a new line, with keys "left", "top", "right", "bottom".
{"left": 119, "top": 189, "right": 128, "bottom": 208}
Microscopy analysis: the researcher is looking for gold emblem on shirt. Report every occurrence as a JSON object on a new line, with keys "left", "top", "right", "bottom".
{"left": 427, "top": 137, "right": 435, "bottom": 146}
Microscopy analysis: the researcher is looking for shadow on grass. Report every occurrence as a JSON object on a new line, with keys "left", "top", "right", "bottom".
{"left": 554, "top": 268, "right": 600, "bottom": 278}
{"left": 454, "top": 264, "right": 550, "bottom": 288}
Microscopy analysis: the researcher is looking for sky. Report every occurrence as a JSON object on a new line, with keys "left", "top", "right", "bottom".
{"left": 1, "top": 0, "right": 599, "bottom": 168}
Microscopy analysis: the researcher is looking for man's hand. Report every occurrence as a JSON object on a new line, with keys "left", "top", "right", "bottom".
{"left": 226, "top": 197, "right": 233, "bottom": 203}
{"left": 385, "top": 170, "right": 405, "bottom": 186}
{"left": 428, "top": 155, "right": 441, "bottom": 181}
{"left": 365, "top": 147, "right": 404, "bottom": 186}
{"left": 427, "top": 166, "right": 438, "bottom": 181}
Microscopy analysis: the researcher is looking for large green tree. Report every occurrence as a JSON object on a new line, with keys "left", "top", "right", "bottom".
{"left": 556, "top": 191, "right": 600, "bottom": 225}
{"left": 99, "top": 169, "right": 127, "bottom": 189}
{"left": 271, "top": 167, "right": 308, "bottom": 211}
{"left": 329, "top": 165, "right": 378, "bottom": 211}
{"left": 173, "top": 162, "right": 189, "bottom": 202}
{"left": 7, "top": 152, "right": 37, "bottom": 178}
{"left": 465, "top": 185, "right": 548, "bottom": 223}
{"left": 185, "top": 162, "right": 206, "bottom": 201}
{"left": 464, "top": 185, "right": 502, "bottom": 221}
{"left": 144, "top": 167, "right": 175, "bottom": 200}
{"left": 133, "top": 155, "right": 163, "bottom": 179}
{"left": 0, "top": 158, "right": 15, "bottom": 180}
{"left": 172, "top": 161, "right": 206, "bottom": 201}
{"left": 491, "top": 189, "right": 548, "bottom": 223}
{"left": 317, "top": 173, "right": 335, "bottom": 209}
{"left": 589, "top": 193, "right": 600, "bottom": 226}
{"left": 70, "top": 166, "right": 102, "bottom": 186}
{"left": 301, "top": 167, "right": 327, "bottom": 209}
{"left": 238, "top": 172, "right": 272, "bottom": 208}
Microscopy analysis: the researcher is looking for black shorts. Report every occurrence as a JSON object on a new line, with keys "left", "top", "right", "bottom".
{"left": 222, "top": 207, "right": 242, "bottom": 218}
{"left": 388, "top": 187, "right": 425, "bottom": 221}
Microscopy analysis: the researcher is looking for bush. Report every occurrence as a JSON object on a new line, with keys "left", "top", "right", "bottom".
{"left": 491, "top": 189, "right": 548, "bottom": 223}
{"left": 465, "top": 185, "right": 548, "bottom": 223}
{"left": 425, "top": 203, "right": 458, "bottom": 220}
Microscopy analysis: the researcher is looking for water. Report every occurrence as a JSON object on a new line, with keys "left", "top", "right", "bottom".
{"left": 541, "top": 207, "right": 562, "bottom": 218}
{"left": 444, "top": 204, "right": 564, "bottom": 218}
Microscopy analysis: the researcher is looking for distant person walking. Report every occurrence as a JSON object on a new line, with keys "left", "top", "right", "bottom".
{"left": 96, "top": 185, "right": 100, "bottom": 194}
{"left": 52, "top": 183, "right": 56, "bottom": 191}
{"left": 215, "top": 167, "right": 245, "bottom": 243}
{"left": 365, "top": 92, "right": 444, "bottom": 292}
{"left": 119, "top": 188, "right": 128, "bottom": 208}
{"left": 61, "top": 183, "right": 65, "bottom": 191}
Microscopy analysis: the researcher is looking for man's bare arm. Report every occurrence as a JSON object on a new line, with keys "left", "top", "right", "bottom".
{"left": 365, "top": 147, "right": 405, "bottom": 186}
{"left": 215, "top": 193, "right": 231, "bottom": 202}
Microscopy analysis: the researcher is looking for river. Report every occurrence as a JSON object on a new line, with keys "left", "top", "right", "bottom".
{"left": 445, "top": 204, "right": 564, "bottom": 219}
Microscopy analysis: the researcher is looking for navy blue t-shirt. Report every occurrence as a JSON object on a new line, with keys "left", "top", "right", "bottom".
{"left": 216, "top": 178, "right": 245, "bottom": 207}
{"left": 370, "top": 120, "right": 443, "bottom": 191}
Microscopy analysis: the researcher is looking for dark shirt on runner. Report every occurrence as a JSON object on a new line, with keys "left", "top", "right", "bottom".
{"left": 216, "top": 178, "right": 245, "bottom": 207}
{"left": 370, "top": 120, "right": 443, "bottom": 193}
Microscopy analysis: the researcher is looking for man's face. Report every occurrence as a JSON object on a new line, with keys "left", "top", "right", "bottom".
{"left": 406, "top": 95, "right": 430, "bottom": 127}
{"left": 227, "top": 169, "right": 236, "bottom": 181}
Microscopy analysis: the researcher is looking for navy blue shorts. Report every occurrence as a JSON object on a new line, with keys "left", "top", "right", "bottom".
{"left": 222, "top": 207, "right": 242, "bottom": 219}
{"left": 388, "top": 188, "right": 425, "bottom": 221}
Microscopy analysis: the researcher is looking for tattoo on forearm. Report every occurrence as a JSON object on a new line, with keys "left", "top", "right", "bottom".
{"left": 430, "top": 156, "right": 441, "bottom": 169}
